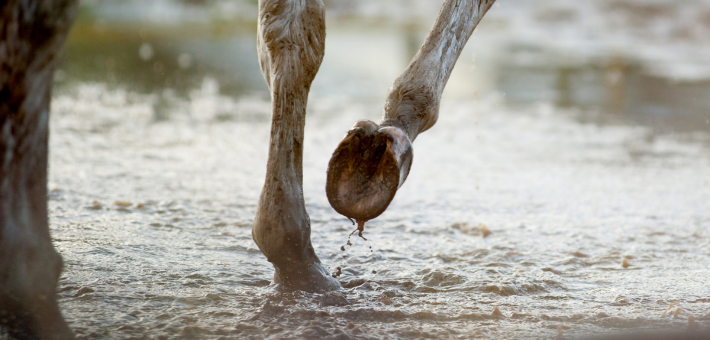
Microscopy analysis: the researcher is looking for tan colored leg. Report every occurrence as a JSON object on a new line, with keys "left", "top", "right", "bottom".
{"left": 252, "top": 0, "right": 340, "bottom": 292}
{"left": 326, "top": 0, "right": 497, "bottom": 224}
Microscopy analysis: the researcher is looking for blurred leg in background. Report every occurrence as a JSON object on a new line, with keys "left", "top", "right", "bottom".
{"left": 1, "top": 1, "right": 78, "bottom": 338}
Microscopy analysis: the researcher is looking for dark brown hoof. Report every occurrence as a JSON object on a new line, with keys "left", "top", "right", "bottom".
{"left": 326, "top": 120, "right": 413, "bottom": 221}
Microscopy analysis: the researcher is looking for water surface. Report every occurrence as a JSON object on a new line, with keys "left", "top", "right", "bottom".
{"left": 28, "top": 0, "right": 710, "bottom": 338}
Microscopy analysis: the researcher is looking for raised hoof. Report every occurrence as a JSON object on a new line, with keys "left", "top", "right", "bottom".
{"left": 326, "top": 120, "right": 413, "bottom": 221}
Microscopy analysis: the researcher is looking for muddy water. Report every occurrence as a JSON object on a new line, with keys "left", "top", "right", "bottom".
{"left": 15, "top": 0, "right": 710, "bottom": 339}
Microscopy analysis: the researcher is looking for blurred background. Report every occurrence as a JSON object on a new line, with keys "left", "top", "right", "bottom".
{"left": 40, "top": 0, "right": 710, "bottom": 339}
{"left": 57, "top": 0, "right": 710, "bottom": 134}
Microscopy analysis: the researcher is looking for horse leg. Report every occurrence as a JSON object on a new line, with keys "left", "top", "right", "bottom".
{"left": 0, "top": 1, "right": 78, "bottom": 339}
{"left": 251, "top": 0, "right": 340, "bottom": 292}
{"left": 326, "top": 0, "right": 497, "bottom": 223}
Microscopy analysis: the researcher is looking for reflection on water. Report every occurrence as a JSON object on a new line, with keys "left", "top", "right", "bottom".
{"left": 59, "top": 19, "right": 265, "bottom": 97}
{"left": 39, "top": 1, "right": 710, "bottom": 339}
{"left": 498, "top": 45, "right": 710, "bottom": 134}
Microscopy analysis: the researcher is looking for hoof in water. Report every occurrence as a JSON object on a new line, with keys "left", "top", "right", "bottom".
{"left": 326, "top": 120, "right": 413, "bottom": 221}
{"left": 319, "top": 291, "right": 349, "bottom": 307}
{"left": 273, "top": 261, "right": 341, "bottom": 293}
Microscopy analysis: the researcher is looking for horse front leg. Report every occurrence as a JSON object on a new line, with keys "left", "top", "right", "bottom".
{"left": 0, "top": 1, "right": 78, "bottom": 338}
{"left": 326, "top": 0, "right": 497, "bottom": 224}
{"left": 251, "top": 0, "right": 340, "bottom": 292}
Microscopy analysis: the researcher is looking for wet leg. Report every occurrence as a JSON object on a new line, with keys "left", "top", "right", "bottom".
{"left": 326, "top": 0, "right": 497, "bottom": 222}
{"left": 251, "top": 0, "right": 340, "bottom": 292}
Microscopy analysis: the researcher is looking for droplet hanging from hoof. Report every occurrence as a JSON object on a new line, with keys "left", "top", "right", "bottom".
{"left": 356, "top": 220, "right": 367, "bottom": 240}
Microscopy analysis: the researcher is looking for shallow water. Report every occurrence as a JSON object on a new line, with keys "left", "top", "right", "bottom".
{"left": 14, "top": 0, "right": 710, "bottom": 339}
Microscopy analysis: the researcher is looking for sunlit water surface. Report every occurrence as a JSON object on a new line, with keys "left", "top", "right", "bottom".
{"left": 23, "top": 0, "right": 710, "bottom": 339}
